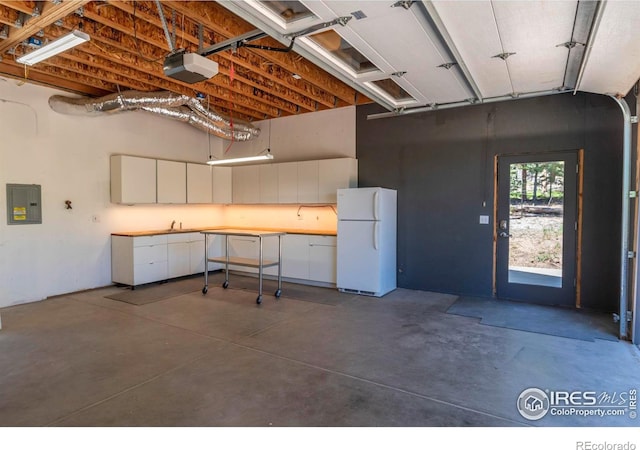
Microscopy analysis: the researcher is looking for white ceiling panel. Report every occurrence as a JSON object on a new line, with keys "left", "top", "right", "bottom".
{"left": 579, "top": 1, "right": 640, "bottom": 96}
{"left": 317, "top": 1, "right": 400, "bottom": 21}
{"left": 492, "top": 1, "right": 576, "bottom": 94}
{"left": 346, "top": 10, "right": 470, "bottom": 103}
{"left": 226, "top": 0, "right": 640, "bottom": 113}
{"left": 431, "top": 1, "right": 511, "bottom": 98}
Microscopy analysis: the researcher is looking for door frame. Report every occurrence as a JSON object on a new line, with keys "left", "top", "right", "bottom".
{"left": 492, "top": 150, "right": 582, "bottom": 307}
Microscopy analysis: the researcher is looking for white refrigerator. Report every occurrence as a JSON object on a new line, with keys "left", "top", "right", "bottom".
{"left": 337, "top": 187, "right": 397, "bottom": 297}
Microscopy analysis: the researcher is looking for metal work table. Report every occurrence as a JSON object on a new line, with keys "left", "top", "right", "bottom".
{"left": 201, "top": 229, "right": 286, "bottom": 304}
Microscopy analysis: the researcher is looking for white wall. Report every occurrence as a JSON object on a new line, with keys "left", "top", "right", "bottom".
{"left": 0, "top": 79, "right": 357, "bottom": 308}
{"left": 0, "top": 79, "right": 226, "bottom": 307}
{"left": 225, "top": 106, "right": 356, "bottom": 162}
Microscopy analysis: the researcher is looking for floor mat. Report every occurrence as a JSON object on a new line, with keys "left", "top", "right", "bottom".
{"left": 205, "top": 272, "right": 352, "bottom": 306}
{"left": 446, "top": 296, "right": 618, "bottom": 342}
{"left": 105, "top": 277, "right": 203, "bottom": 305}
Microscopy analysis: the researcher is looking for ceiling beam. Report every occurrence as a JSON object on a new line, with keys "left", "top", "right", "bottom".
{"left": 79, "top": 2, "right": 303, "bottom": 116}
{"left": 2, "top": 57, "right": 118, "bottom": 92}
{"left": 49, "top": 18, "right": 274, "bottom": 120}
{"left": 160, "top": 1, "right": 356, "bottom": 105}
{"left": 0, "top": 0, "right": 91, "bottom": 53}
{"left": 0, "top": 1, "right": 38, "bottom": 17}
{"left": 172, "top": 1, "right": 357, "bottom": 105}
{"left": 102, "top": 1, "right": 326, "bottom": 112}
{"left": 40, "top": 24, "right": 281, "bottom": 120}
{"left": 0, "top": 59, "right": 111, "bottom": 96}
{"left": 0, "top": 4, "right": 20, "bottom": 28}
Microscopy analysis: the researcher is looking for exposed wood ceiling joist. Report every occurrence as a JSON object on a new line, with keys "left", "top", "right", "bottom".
{"left": 0, "top": 0, "right": 366, "bottom": 126}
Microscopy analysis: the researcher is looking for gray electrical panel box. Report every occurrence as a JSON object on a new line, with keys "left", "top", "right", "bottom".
{"left": 6, "top": 184, "right": 42, "bottom": 225}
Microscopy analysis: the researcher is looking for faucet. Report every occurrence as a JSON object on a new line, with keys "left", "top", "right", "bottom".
{"left": 170, "top": 220, "right": 176, "bottom": 231}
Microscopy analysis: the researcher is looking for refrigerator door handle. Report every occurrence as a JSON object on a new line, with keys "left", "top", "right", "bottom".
{"left": 373, "top": 222, "right": 379, "bottom": 250}
{"left": 373, "top": 190, "right": 379, "bottom": 221}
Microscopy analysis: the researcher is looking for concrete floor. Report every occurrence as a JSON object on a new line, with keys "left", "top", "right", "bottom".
{"left": 1, "top": 274, "right": 639, "bottom": 427}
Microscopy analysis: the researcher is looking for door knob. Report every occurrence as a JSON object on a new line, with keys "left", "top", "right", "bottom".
{"left": 499, "top": 231, "right": 512, "bottom": 238}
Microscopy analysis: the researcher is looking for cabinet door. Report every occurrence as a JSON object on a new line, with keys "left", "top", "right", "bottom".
{"left": 206, "top": 234, "right": 225, "bottom": 271}
{"left": 259, "top": 164, "right": 279, "bottom": 204}
{"left": 157, "top": 160, "right": 186, "bottom": 204}
{"left": 282, "top": 234, "right": 310, "bottom": 279}
{"left": 111, "top": 155, "right": 156, "bottom": 204}
{"left": 318, "top": 158, "right": 358, "bottom": 203}
{"left": 263, "top": 235, "right": 282, "bottom": 276}
{"left": 309, "top": 235, "right": 337, "bottom": 283}
{"left": 278, "top": 162, "right": 298, "bottom": 204}
{"left": 212, "top": 167, "right": 232, "bottom": 204}
{"left": 297, "top": 161, "right": 319, "bottom": 203}
{"left": 187, "top": 163, "right": 212, "bottom": 203}
{"left": 111, "top": 235, "right": 134, "bottom": 285}
{"left": 232, "top": 166, "right": 260, "bottom": 204}
{"left": 134, "top": 261, "right": 168, "bottom": 285}
{"left": 228, "top": 236, "right": 258, "bottom": 273}
{"left": 168, "top": 242, "right": 191, "bottom": 278}
{"left": 132, "top": 237, "right": 168, "bottom": 285}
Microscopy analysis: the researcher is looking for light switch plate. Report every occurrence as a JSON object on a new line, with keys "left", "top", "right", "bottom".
{"left": 479, "top": 215, "right": 489, "bottom": 225}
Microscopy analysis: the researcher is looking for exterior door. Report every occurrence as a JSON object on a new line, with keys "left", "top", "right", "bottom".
{"left": 496, "top": 151, "right": 578, "bottom": 306}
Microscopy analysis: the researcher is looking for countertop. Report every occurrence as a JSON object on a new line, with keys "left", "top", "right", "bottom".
{"left": 111, "top": 226, "right": 337, "bottom": 237}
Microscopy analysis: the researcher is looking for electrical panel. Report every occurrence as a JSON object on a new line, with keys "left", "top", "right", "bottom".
{"left": 6, "top": 184, "right": 42, "bottom": 225}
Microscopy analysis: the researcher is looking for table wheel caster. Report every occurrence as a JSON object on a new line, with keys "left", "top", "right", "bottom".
{"left": 256, "top": 295, "right": 262, "bottom": 305}
{"left": 222, "top": 281, "right": 229, "bottom": 289}
{"left": 202, "top": 286, "right": 208, "bottom": 294}
{"left": 274, "top": 289, "right": 282, "bottom": 298}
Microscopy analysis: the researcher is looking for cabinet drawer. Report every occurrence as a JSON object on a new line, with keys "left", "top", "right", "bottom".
{"left": 167, "top": 232, "right": 199, "bottom": 244}
{"left": 309, "top": 235, "right": 337, "bottom": 246}
{"left": 133, "top": 235, "right": 168, "bottom": 247}
{"left": 134, "top": 244, "right": 167, "bottom": 264}
{"left": 134, "top": 261, "right": 168, "bottom": 285}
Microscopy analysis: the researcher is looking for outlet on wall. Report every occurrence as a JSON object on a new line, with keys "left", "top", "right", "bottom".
{"left": 91, "top": 214, "right": 100, "bottom": 223}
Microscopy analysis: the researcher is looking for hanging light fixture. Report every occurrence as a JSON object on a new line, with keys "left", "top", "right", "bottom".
{"left": 16, "top": 30, "right": 90, "bottom": 66}
{"left": 208, "top": 121, "right": 273, "bottom": 165}
{"left": 207, "top": 151, "right": 273, "bottom": 165}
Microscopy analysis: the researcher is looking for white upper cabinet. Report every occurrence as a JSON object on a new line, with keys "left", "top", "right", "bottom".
{"left": 277, "top": 162, "right": 298, "bottom": 204}
{"left": 186, "top": 163, "right": 212, "bottom": 204}
{"left": 212, "top": 166, "right": 232, "bottom": 204}
{"left": 111, "top": 155, "right": 157, "bottom": 204}
{"left": 157, "top": 160, "right": 186, "bottom": 204}
{"left": 297, "top": 160, "right": 319, "bottom": 203}
{"left": 233, "top": 158, "right": 357, "bottom": 204}
{"left": 318, "top": 158, "right": 358, "bottom": 203}
{"left": 232, "top": 165, "right": 260, "bottom": 204}
{"left": 259, "top": 164, "right": 279, "bottom": 204}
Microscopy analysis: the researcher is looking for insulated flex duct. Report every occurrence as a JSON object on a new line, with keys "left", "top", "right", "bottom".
{"left": 48, "top": 90, "right": 260, "bottom": 141}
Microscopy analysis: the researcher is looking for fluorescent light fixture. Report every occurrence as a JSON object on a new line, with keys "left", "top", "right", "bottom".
{"left": 16, "top": 30, "right": 90, "bottom": 66}
{"left": 207, "top": 153, "right": 274, "bottom": 166}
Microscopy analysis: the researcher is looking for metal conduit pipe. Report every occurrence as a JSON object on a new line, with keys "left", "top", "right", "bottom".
{"left": 366, "top": 89, "right": 570, "bottom": 120}
{"left": 609, "top": 95, "right": 632, "bottom": 339}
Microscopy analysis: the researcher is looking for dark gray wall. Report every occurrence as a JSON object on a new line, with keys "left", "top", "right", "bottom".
{"left": 356, "top": 93, "right": 623, "bottom": 311}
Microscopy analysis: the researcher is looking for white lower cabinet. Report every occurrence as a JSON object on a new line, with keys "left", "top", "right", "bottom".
{"left": 168, "top": 233, "right": 198, "bottom": 278}
{"left": 308, "top": 235, "right": 337, "bottom": 283}
{"left": 281, "top": 235, "right": 310, "bottom": 279}
{"left": 112, "top": 232, "right": 223, "bottom": 287}
{"left": 112, "top": 235, "right": 168, "bottom": 286}
{"left": 112, "top": 232, "right": 336, "bottom": 287}
{"left": 220, "top": 233, "right": 336, "bottom": 285}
